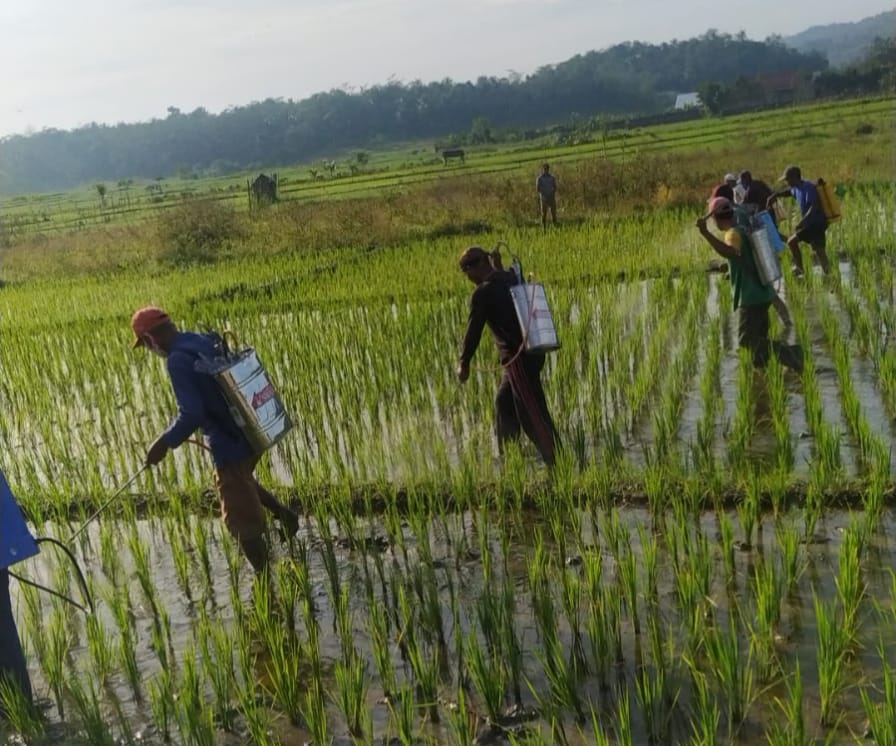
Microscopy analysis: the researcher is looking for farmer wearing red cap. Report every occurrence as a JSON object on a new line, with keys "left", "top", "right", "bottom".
{"left": 457, "top": 247, "right": 560, "bottom": 465}
{"left": 130, "top": 307, "right": 299, "bottom": 573}
{"left": 696, "top": 200, "right": 802, "bottom": 372}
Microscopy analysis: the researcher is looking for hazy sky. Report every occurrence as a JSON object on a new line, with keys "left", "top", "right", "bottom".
{"left": 2, "top": 0, "right": 892, "bottom": 137}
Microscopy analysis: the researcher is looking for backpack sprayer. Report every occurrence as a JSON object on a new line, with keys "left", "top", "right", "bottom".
{"left": 193, "top": 329, "right": 293, "bottom": 455}
{"left": 733, "top": 207, "right": 783, "bottom": 287}
{"left": 499, "top": 244, "right": 561, "bottom": 354}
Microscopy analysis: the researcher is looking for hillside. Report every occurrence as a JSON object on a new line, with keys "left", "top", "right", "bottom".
{"left": 783, "top": 10, "right": 896, "bottom": 67}
{"left": 0, "top": 32, "right": 827, "bottom": 195}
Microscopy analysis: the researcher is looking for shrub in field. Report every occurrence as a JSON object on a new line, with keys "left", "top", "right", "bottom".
{"left": 155, "top": 198, "right": 244, "bottom": 265}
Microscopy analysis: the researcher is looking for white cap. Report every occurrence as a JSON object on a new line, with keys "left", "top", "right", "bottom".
{"left": 724, "top": 173, "right": 737, "bottom": 184}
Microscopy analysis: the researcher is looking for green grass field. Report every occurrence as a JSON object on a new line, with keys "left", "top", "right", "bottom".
{"left": 1, "top": 96, "right": 892, "bottom": 243}
{"left": 1, "top": 95, "right": 895, "bottom": 745}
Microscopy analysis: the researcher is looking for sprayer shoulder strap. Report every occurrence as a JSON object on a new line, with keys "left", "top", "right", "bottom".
{"left": 179, "top": 346, "right": 245, "bottom": 440}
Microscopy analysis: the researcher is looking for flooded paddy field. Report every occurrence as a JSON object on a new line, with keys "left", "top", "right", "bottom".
{"left": 2, "top": 187, "right": 895, "bottom": 743}
{"left": 6, "top": 502, "right": 896, "bottom": 745}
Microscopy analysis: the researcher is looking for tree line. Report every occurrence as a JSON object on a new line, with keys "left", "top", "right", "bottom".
{"left": 0, "top": 32, "right": 835, "bottom": 195}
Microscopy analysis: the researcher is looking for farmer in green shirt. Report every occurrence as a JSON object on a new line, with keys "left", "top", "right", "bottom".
{"left": 696, "top": 197, "right": 802, "bottom": 372}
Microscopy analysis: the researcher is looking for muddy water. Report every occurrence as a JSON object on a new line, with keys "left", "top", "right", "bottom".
{"left": 6, "top": 505, "right": 895, "bottom": 745}
{"left": 659, "top": 265, "right": 896, "bottom": 478}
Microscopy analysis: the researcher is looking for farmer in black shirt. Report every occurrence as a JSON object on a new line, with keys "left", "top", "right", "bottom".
{"left": 457, "top": 247, "right": 559, "bottom": 466}
{"left": 738, "top": 170, "right": 775, "bottom": 216}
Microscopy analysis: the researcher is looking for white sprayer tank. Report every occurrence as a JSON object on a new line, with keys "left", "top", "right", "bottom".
{"left": 207, "top": 349, "right": 293, "bottom": 454}
{"left": 510, "top": 283, "right": 561, "bottom": 353}
{"left": 749, "top": 220, "right": 783, "bottom": 286}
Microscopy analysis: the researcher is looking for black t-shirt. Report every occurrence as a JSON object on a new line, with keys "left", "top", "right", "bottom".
{"left": 743, "top": 180, "right": 773, "bottom": 212}
{"left": 460, "top": 270, "right": 523, "bottom": 365}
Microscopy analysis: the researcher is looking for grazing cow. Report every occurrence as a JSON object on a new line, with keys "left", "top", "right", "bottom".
{"left": 441, "top": 148, "right": 466, "bottom": 165}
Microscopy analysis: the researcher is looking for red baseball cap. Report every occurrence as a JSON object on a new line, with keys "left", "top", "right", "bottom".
{"left": 131, "top": 306, "right": 170, "bottom": 348}
{"left": 704, "top": 196, "right": 734, "bottom": 219}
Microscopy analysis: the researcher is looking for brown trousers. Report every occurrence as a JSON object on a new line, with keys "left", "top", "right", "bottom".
{"left": 214, "top": 456, "right": 267, "bottom": 542}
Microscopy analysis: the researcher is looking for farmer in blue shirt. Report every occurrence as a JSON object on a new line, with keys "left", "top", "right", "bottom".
{"left": 768, "top": 165, "right": 831, "bottom": 277}
{"left": 131, "top": 307, "right": 298, "bottom": 573}
{"left": 1, "top": 468, "right": 37, "bottom": 710}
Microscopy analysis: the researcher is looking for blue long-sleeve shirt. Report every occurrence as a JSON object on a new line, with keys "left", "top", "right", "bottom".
{"left": 162, "top": 332, "right": 253, "bottom": 467}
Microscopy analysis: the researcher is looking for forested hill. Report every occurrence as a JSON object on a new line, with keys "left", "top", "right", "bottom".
{"left": 0, "top": 32, "right": 827, "bottom": 195}
{"left": 783, "top": 10, "right": 896, "bottom": 67}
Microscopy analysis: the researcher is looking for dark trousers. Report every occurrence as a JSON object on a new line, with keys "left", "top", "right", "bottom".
{"left": 739, "top": 303, "right": 803, "bottom": 372}
{"left": 496, "top": 354, "right": 560, "bottom": 465}
{"left": 0, "top": 569, "right": 32, "bottom": 705}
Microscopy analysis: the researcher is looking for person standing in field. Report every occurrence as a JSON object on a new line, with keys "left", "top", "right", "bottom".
{"left": 696, "top": 198, "right": 803, "bottom": 372}
{"left": 0, "top": 468, "right": 36, "bottom": 712}
{"left": 536, "top": 163, "right": 558, "bottom": 228}
{"left": 768, "top": 165, "right": 831, "bottom": 277}
{"left": 457, "top": 247, "right": 560, "bottom": 466}
{"left": 130, "top": 307, "right": 299, "bottom": 574}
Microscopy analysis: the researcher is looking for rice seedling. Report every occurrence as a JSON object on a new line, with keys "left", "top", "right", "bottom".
{"left": 399, "top": 586, "right": 441, "bottom": 722}
{"left": 257, "top": 599, "right": 306, "bottom": 725}
{"left": 635, "top": 619, "right": 677, "bottom": 744}
{"left": 529, "top": 558, "right": 585, "bottom": 722}
{"left": 147, "top": 667, "right": 175, "bottom": 743}
{"left": 197, "top": 609, "right": 239, "bottom": 730}
{"left": 713, "top": 511, "right": 736, "bottom": 592}
{"left": 386, "top": 683, "right": 417, "bottom": 746}
{"left": 0, "top": 676, "right": 44, "bottom": 739}
{"left": 860, "top": 641, "right": 895, "bottom": 746}
{"left": 68, "top": 674, "right": 117, "bottom": 746}
{"left": 835, "top": 517, "right": 866, "bottom": 645}
{"left": 814, "top": 595, "right": 850, "bottom": 727}
{"left": 701, "top": 610, "right": 754, "bottom": 736}
{"left": 41, "top": 605, "right": 73, "bottom": 718}
{"left": 616, "top": 537, "right": 641, "bottom": 637}
{"left": 334, "top": 651, "right": 371, "bottom": 741}
{"left": 775, "top": 522, "right": 803, "bottom": 593}
{"left": 736, "top": 470, "right": 762, "bottom": 550}
{"left": 466, "top": 629, "right": 508, "bottom": 723}
{"left": 173, "top": 649, "right": 217, "bottom": 746}
{"left": 615, "top": 687, "right": 635, "bottom": 746}
{"left": 368, "top": 596, "right": 397, "bottom": 699}
{"left": 727, "top": 349, "right": 755, "bottom": 475}
{"left": 765, "top": 662, "right": 808, "bottom": 746}
{"left": 447, "top": 685, "right": 478, "bottom": 746}
{"left": 687, "top": 669, "right": 719, "bottom": 746}
{"left": 85, "top": 611, "right": 115, "bottom": 684}
{"left": 749, "top": 555, "right": 784, "bottom": 681}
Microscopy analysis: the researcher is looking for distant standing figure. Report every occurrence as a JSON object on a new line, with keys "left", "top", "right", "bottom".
{"left": 536, "top": 164, "right": 558, "bottom": 228}
{"left": 768, "top": 165, "right": 831, "bottom": 277}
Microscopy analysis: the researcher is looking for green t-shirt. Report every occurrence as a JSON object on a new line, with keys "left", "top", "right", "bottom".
{"left": 724, "top": 226, "right": 773, "bottom": 308}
